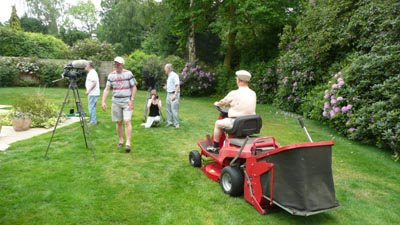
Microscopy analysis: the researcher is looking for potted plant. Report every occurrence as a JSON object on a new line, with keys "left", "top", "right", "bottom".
{"left": 10, "top": 110, "right": 32, "bottom": 132}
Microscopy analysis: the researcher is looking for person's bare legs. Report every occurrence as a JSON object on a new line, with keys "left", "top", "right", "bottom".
{"left": 124, "top": 119, "right": 132, "bottom": 146}
{"left": 116, "top": 121, "right": 124, "bottom": 144}
{"left": 213, "top": 123, "right": 223, "bottom": 144}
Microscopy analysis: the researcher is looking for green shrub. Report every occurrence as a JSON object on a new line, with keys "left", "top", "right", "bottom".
{"left": 275, "top": 0, "right": 400, "bottom": 157}
{"left": 10, "top": 91, "right": 60, "bottom": 128}
{"left": 214, "top": 65, "right": 236, "bottom": 96}
{"left": 0, "top": 27, "right": 68, "bottom": 59}
{"left": 69, "top": 38, "right": 115, "bottom": 62}
{"left": 37, "top": 61, "right": 67, "bottom": 87}
{"left": 247, "top": 61, "right": 278, "bottom": 104}
{"left": 0, "top": 59, "right": 18, "bottom": 87}
{"left": 125, "top": 51, "right": 185, "bottom": 91}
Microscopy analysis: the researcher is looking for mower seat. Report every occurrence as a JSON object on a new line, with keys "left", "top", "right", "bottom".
{"left": 224, "top": 114, "right": 262, "bottom": 138}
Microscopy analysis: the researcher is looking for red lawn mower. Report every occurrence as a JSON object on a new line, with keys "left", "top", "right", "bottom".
{"left": 188, "top": 107, "right": 340, "bottom": 216}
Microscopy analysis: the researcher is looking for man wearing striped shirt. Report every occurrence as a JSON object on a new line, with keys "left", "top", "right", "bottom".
{"left": 101, "top": 57, "right": 137, "bottom": 153}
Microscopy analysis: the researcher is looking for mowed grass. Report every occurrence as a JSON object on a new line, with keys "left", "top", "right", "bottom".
{"left": 0, "top": 87, "right": 399, "bottom": 225}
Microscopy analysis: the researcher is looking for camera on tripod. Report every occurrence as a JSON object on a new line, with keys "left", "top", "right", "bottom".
{"left": 60, "top": 60, "right": 89, "bottom": 80}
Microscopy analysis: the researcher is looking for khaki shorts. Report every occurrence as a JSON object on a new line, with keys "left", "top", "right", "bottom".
{"left": 216, "top": 118, "right": 235, "bottom": 129}
{"left": 112, "top": 102, "right": 133, "bottom": 122}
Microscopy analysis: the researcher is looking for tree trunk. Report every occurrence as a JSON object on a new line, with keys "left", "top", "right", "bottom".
{"left": 223, "top": 1, "right": 237, "bottom": 69}
{"left": 187, "top": 0, "right": 196, "bottom": 63}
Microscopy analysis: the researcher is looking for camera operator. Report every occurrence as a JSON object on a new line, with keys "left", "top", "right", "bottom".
{"left": 142, "top": 89, "right": 162, "bottom": 128}
{"left": 85, "top": 62, "right": 100, "bottom": 125}
{"left": 101, "top": 56, "right": 137, "bottom": 153}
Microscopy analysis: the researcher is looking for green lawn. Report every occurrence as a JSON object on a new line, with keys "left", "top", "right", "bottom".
{"left": 0, "top": 87, "right": 399, "bottom": 225}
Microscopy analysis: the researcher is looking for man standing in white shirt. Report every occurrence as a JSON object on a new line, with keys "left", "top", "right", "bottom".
{"left": 163, "top": 63, "right": 180, "bottom": 128}
{"left": 85, "top": 62, "right": 100, "bottom": 125}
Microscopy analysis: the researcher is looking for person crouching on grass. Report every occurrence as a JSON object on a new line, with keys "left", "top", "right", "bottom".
{"left": 141, "top": 89, "right": 162, "bottom": 128}
{"left": 101, "top": 56, "right": 137, "bottom": 153}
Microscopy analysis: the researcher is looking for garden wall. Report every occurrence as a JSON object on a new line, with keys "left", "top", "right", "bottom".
{"left": 0, "top": 57, "right": 113, "bottom": 88}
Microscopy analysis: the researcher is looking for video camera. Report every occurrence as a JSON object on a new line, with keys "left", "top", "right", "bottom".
{"left": 61, "top": 60, "right": 89, "bottom": 80}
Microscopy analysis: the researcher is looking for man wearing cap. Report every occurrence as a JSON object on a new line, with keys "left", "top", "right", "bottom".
{"left": 101, "top": 56, "right": 137, "bottom": 153}
{"left": 207, "top": 70, "right": 257, "bottom": 152}
{"left": 85, "top": 62, "right": 100, "bottom": 125}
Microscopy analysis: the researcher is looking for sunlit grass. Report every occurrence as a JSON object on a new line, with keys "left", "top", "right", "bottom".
{"left": 0, "top": 87, "right": 399, "bottom": 225}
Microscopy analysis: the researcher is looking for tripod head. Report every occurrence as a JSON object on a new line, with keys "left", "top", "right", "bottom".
{"left": 52, "top": 60, "right": 88, "bottom": 83}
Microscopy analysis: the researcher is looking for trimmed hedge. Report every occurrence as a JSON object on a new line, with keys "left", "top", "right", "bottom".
{"left": 0, "top": 27, "right": 68, "bottom": 59}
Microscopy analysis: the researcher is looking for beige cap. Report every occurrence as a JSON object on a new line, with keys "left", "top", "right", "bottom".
{"left": 114, "top": 56, "right": 125, "bottom": 64}
{"left": 235, "top": 70, "right": 251, "bottom": 81}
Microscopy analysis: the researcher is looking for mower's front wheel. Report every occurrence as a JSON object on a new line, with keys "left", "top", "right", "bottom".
{"left": 220, "top": 166, "right": 244, "bottom": 197}
{"left": 189, "top": 150, "right": 202, "bottom": 167}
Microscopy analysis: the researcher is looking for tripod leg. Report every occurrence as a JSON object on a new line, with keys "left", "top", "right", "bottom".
{"left": 72, "top": 85, "right": 96, "bottom": 160}
{"left": 72, "top": 87, "right": 88, "bottom": 148}
{"left": 45, "top": 85, "right": 71, "bottom": 158}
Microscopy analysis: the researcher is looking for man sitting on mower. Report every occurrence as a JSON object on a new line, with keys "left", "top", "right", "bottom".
{"left": 207, "top": 70, "right": 257, "bottom": 152}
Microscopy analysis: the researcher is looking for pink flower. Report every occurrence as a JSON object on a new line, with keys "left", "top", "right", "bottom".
{"left": 334, "top": 107, "right": 340, "bottom": 113}
{"left": 337, "top": 96, "right": 343, "bottom": 101}
{"left": 324, "top": 102, "right": 330, "bottom": 109}
{"left": 324, "top": 93, "right": 330, "bottom": 99}
{"left": 348, "top": 128, "right": 355, "bottom": 133}
{"left": 347, "top": 104, "right": 353, "bottom": 110}
{"left": 332, "top": 84, "right": 338, "bottom": 89}
{"left": 322, "top": 111, "right": 328, "bottom": 117}
{"left": 330, "top": 98, "right": 337, "bottom": 104}
{"left": 341, "top": 106, "right": 348, "bottom": 112}
{"left": 338, "top": 78, "right": 345, "bottom": 87}
{"left": 330, "top": 110, "right": 336, "bottom": 117}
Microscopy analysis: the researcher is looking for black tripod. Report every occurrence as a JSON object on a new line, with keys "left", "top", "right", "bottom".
{"left": 45, "top": 77, "right": 96, "bottom": 160}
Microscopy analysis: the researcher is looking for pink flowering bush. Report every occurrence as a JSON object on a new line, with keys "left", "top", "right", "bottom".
{"left": 179, "top": 62, "right": 216, "bottom": 96}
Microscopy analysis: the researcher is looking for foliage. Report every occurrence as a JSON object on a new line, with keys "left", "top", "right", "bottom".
{"left": 8, "top": 91, "right": 59, "bottom": 128}
{"left": 0, "top": 27, "right": 69, "bottom": 59}
{"left": 98, "top": 0, "right": 150, "bottom": 55}
{"left": 37, "top": 60, "right": 67, "bottom": 87}
{"left": 125, "top": 50, "right": 163, "bottom": 90}
{"left": 179, "top": 62, "right": 216, "bottom": 96}
{"left": 20, "top": 15, "right": 48, "bottom": 34}
{"left": 58, "top": 27, "right": 90, "bottom": 46}
{"left": 276, "top": 0, "right": 400, "bottom": 157}
{"left": 9, "top": 5, "right": 22, "bottom": 31}
{"left": 66, "top": 0, "right": 98, "bottom": 34}
{"left": 213, "top": 65, "right": 236, "bottom": 96}
{"left": 69, "top": 38, "right": 115, "bottom": 61}
{"left": 25, "top": 0, "right": 65, "bottom": 34}
{"left": 247, "top": 61, "right": 279, "bottom": 104}
{"left": 0, "top": 58, "right": 18, "bottom": 87}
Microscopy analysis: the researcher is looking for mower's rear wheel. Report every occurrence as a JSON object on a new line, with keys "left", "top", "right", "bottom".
{"left": 220, "top": 166, "right": 244, "bottom": 197}
{"left": 189, "top": 150, "right": 202, "bottom": 167}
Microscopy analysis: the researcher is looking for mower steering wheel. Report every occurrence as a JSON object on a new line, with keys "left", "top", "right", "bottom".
{"left": 215, "top": 105, "right": 229, "bottom": 118}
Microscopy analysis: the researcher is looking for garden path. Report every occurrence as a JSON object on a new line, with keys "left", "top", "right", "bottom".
{"left": 0, "top": 104, "right": 80, "bottom": 151}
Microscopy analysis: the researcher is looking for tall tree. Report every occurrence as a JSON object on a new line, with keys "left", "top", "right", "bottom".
{"left": 67, "top": 0, "right": 98, "bottom": 34}
{"left": 212, "top": 0, "right": 302, "bottom": 69}
{"left": 187, "top": 0, "right": 196, "bottom": 62}
{"left": 25, "top": 0, "right": 65, "bottom": 34}
{"left": 9, "top": 5, "right": 22, "bottom": 31}
{"left": 20, "top": 15, "right": 48, "bottom": 33}
{"left": 98, "top": 0, "right": 150, "bottom": 55}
